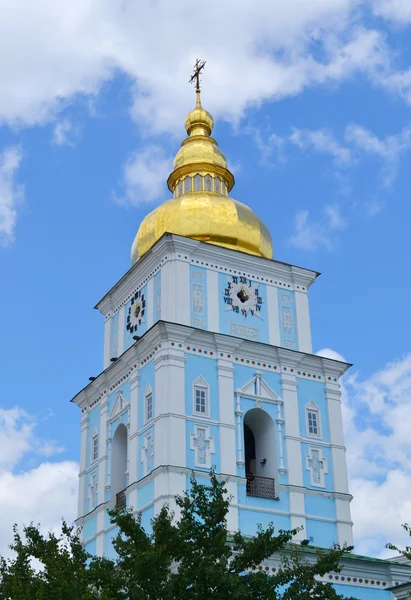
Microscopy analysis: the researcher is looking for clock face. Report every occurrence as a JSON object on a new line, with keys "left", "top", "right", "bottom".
{"left": 126, "top": 290, "right": 146, "bottom": 334}
{"left": 223, "top": 276, "right": 263, "bottom": 318}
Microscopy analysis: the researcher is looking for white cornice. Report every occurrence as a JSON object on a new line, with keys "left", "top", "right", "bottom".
{"left": 94, "top": 233, "right": 319, "bottom": 317}
{"left": 71, "top": 320, "right": 351, "bottom": 411}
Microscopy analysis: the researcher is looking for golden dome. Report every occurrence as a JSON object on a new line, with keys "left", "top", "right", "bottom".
{"left": 131, "top": 89, "right": 273, "bottom": 263}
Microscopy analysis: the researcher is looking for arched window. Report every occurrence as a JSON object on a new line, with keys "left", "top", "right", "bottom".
{"left": 243, "top": 408, "right": 277, "bottom": 499}
{"left": 178, "top": 180, "right": 183, "bottom": 196}
{"left": 221, "top": 180, "right": 227, "bottom": 195}
{"left": 91, "top": 428, "right": 99, "bottom": 463}
{"left": 193, "top": 376, "right": 209, "bottom": 417}
{"left": 111, "top": 423, "right": 127, "bottom": 507}
{"left": 184, "top": 176, "right": 192, "bottom": 193}
{"left": 306, "top": 400, "right": 322, "bottom": 438}
{"left": 204, "top": 174, "right": 212, "bottom": 191}
{"left": 194, "top": 174, "right": 202, "bottom": 191}
{"left": 214, "top": 177, "right": 221, "bottom": 194}
{"left": 145, "top": 384, "right": 153, "bottom": 422}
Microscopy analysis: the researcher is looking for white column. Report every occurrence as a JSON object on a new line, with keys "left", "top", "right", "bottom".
{"left": 294, "top": 290, "right": 312, "bottom": 353}
{"left": 267, "top": 285, "right": 280, "bottom": 346}
{"left": 173, "top": 259, "right": 190, "bottom": 326}
{"left": 104, "top": 317, "right": 111, "bottom": 369}
{"left": 78, "top": 414, "right": 89, "bottom": 518}
{"left": 207, "top": 270, "right": 219, "bottom": 332}
{"left": 281, "top": 372, "right": 303, "bottom": 486}
{"left": 217, "top": 359, "right": 236, "bottom": 475}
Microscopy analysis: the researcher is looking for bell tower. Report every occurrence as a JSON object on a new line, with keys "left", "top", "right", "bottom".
{"left": 72, "top": 63, "right": 353, "bottom": 559}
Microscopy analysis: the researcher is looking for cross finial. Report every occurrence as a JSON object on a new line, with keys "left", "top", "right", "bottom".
{"left": 189, "top": 58, "right": 206, "bottom": 107}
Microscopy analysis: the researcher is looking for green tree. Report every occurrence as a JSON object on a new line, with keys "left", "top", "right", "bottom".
{"left": 1, "top": 470, "right": 357, "bottom": 599}
{"left": 387, "top": 522, "right": 411, "bottom": 559}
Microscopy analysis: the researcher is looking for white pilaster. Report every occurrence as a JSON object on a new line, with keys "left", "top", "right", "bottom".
{"left": 267, "top": 285, "right": 280, "bottom": 346}
{"left": 335, "top": 498, "right": 354, "bottom": 546}
{"left": 218, "top": 358, "right": 236, "bottom": 475}
{"left": 103, "top": 317, "right": 111, "bottom": 369}
{"left": 147, "top": 277, "right": 154, "bottom": 328}
{"left": 154, "top": 348, "right": 186, "bottom": 468}
{"left": 173, "top": 260, "right": 190, "bottom": 326}
{"left": 97, "top": 399, "right": 109, "bottom": 505}
{"left": 325, "top": 380, "right": 350, "bottom": 495}
{"left": 128, "top": 372, "right": 140, "bottom": 484}
{"left": 117, "top": 306, "right": 125, "bottom": 356}
{"left": 294, "top": 290, "right": 312, "bottom": 353}
{"left": 78, "top": 414, "right": 89, "bottom": 518}
{"left": 281, "top": 372, "right": 303, "bottom": 486}
{"left": 207, "top": 269, "right": 219, "bottom": 332}
{"left": 289, "top": 490, "right": 306, "bottom": 541}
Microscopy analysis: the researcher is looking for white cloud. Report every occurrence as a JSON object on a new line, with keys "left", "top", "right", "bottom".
{"left": 373, "top": 0, "right": 411, "bottom": 24}
{"left": 345, "top": 123, "right": 411, "bottom": 186}
{"left": 0, "top": 407, "right": 78, "bottom": 558}
{"left": 335, "top": 353, "right": 411, "bottom": 557}
{"left": 53, "top": 118, "right": 79, "bottom": 147}
{"left": 289, "top": 128, "right": 352, "bottom": 166}
{"left": 0, "top": 0, "right": 400, "bottom": 135}
{"left": 289, "top": 204, "right": 346, "bottom": 251}
{"left": 118, "top": 145, "right": 173, "bottom": 206}
{"left": 0, "top": 146, "right": 24, "bottom": 246}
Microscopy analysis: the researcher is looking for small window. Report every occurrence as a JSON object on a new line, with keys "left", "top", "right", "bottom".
{"left": 204, "top": 174, "right": 212, "bottom": 191}
{"left": 146, "top": 392, "right": 153, "bottom": 422}
{"left": 194, "top": 174, "right": 202, "bottom": 191}
{"left": 92, "top": 433, "right": 99, "bottom": 462}
{"left": 193, "top": 376, "right": 209, "bottom": 416}
{"left": 306, "top": 401, "right": 321, "bottom": 438}
{"left": 178, "top": 180, "right": 183, "bottom": 196}
{"left": 221, "top": 180, "right": 227, "bottom": 195}
{"left": 195, "top": 387, "right": 207, "bottom": 414}
{"left": 307, "top": 411, "right": 318, "bottom": 436}
{"left": 184, "top": 176, "right": 192, "bottom": 193}
{"left": 215, "top": 177, "right": 221, "bottom": 194}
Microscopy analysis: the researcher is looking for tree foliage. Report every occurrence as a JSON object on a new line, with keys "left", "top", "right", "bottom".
{"left": 0, "top": 470, "right": 357, "bottom": 599}
{"left": 387, "top": 522, "right": 411, "bottom": 559}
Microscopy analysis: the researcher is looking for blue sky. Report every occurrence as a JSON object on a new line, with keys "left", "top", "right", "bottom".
{"left": 1, "top": 0, "right": 411, "bottom": 559}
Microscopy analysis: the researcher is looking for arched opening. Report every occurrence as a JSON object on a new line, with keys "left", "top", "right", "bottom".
{"left": 243, "top": 408, "right": 277, "bottom": 499}
{"left": 112, "top": 423, "right": 127, "bottom": 508}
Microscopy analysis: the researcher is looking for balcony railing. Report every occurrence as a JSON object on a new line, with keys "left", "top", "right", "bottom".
{"left": 116, "top": 490, "right": 127, "bottom": 509}
{"left": 246, "top": 474, "right": 276, "bottom": 499}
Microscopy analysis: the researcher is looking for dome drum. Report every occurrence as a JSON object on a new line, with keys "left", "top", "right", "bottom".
{"left": 167, "top": 162, "right": 234, "bottom": 194}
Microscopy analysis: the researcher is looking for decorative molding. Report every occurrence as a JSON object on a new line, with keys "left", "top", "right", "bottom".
{"left": 109, "top": 390, "right": 129, "bottom": 421}
{"left": 190, "top": 424, "right": 215, "bottom": 468}
{"left": 306, "top": 446, "right": 328, "bottom": 488}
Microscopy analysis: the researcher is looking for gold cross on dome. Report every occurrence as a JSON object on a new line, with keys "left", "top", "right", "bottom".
{"left": 189, "top": 58, "right": 206, "bottom": 91}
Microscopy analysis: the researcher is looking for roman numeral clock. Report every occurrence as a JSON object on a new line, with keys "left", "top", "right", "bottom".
{"left": 126, "top": 289, "right": 146, "bottom": 334}
{"left": 223, "top": 276, "right": 263, "bottom": 318}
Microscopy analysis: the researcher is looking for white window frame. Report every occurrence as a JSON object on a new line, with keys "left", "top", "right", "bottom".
{"left": 192, "top": 376, "right": 210, "bottom": 417}
{"left": 91, "top": 428, "right": 99, "bottom": 463}
{"left": 145, "top": 384, "right": 153, "bottom": 423}
{"left": 305, "top": 400, "right": 322, "bottom": 439}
